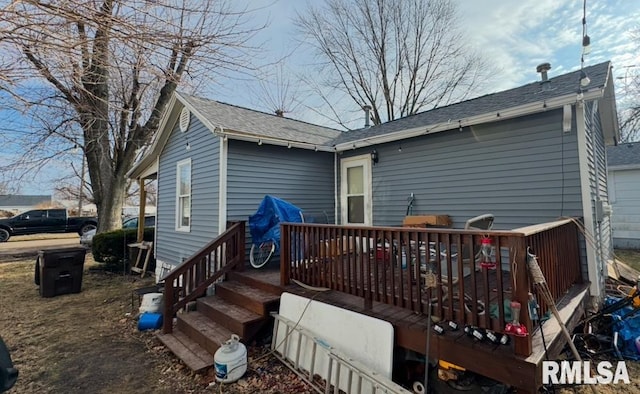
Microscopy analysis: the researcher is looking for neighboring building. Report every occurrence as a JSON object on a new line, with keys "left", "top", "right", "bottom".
{"left": 0, "top": 194, "right": 51, "bottom": 215}
{"left": 607, "top": 142, "right": 640, "bottom": 248}
{"left": 129, "top": 60, "right": 618, "bottom": 299}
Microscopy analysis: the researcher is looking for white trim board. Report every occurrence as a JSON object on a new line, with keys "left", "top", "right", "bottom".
{"left": 575, "top": 102, "right": 600, "bottom": 297}
{"left": 218, "top": 136, "right": 228, "bottom": 234}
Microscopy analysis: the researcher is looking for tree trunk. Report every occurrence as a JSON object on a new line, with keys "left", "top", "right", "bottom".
{"left": 96, "top": 172, "right": 126, "bottom": 232}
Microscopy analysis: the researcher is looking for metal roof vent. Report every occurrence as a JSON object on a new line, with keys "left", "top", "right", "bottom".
{"left": 362, "top": 105, "right": 372, "bottom": 128}
{"left": 536, "top": 63, "right": 551, "bottom": 82}
{"left": 179, "top": 107, "right": 190, "bottom": 132}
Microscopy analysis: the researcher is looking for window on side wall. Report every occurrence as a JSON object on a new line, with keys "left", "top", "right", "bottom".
{"left": 176, "top": 158, "right": 191, "bottom": 231}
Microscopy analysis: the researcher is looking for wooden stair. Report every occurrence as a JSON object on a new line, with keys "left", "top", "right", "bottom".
{"left": 157, "top": 272, "right": 282, "bottom": 372}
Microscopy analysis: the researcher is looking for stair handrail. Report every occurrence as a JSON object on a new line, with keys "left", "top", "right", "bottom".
{"left": 161, "top": 221, "right": 246, "bottom": 333}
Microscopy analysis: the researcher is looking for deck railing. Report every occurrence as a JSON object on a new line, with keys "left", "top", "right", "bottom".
{"left": 280, "top": 219, "right": 582, "bottom": 357}
{"left": 517, "top": 219, "right": 583, "bottom": 318}
{"left": 161, "top": 221, "right": 245, "bottom": 334}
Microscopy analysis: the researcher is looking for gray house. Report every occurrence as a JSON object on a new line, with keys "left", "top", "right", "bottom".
{"left": 0, "top": 195, "right": 51, "bottom": 215}
{"left": 129, "top": 61, "right": 618, "bottom": 299}
{"left": 127, "top": 93, "right": 341, "bottom": 276}
{"left": 607, "top": 142, "right": 640, "bottom": 248}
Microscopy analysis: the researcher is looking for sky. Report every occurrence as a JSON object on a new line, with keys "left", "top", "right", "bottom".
{"left": 4, "top": 0, "right": 640, "bottom": 195}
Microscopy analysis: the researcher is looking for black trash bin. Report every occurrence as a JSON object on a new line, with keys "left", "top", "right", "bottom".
{"left": 34, "top": 247, "right": 87, "bottom": 298}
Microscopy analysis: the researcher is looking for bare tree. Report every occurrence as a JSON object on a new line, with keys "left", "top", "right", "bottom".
{"left": 296, "top": 0, "right": 489, "bottom": 127}
{"left": 617, "top": 57, "right": 640, "bottom": 143}
{"left": 0, "top": 0, "right": 263, "bottom": 231}
{"left": 252, "top": 63, "right": 302, "bottom": 116}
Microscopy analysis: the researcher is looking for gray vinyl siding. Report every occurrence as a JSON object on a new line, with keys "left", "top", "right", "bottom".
{"left": 341, "top": 109, "right": 583, "bottom": 230}
{"left": 226, "top": 140, "right": 335, "bottom": 259}
{"left": 156, "top": 115, "right": 220, "bottom": 266}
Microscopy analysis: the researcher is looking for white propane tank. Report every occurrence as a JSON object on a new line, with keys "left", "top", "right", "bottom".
{"left": 139, "top": 292, "right": 163, "bottom": 314}
{"left": 214, "top": 334, "right": 247, "bottom": 383}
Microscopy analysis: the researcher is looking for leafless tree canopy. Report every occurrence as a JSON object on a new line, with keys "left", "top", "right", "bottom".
{"left": 0, "top": 0, "right": 262, "bottom": 231}
{"left": 296, "top": 0, "right": 488, "bottom": 128}
{"left": 619, "top": 75, "right": 640, "bottom": 143}
{"left": 617, "top": 29, "right": 640, "bottom": 143}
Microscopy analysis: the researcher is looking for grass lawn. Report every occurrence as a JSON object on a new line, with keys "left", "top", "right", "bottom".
{"left": 614, "top": 249, "right": 640, "bottom": 272}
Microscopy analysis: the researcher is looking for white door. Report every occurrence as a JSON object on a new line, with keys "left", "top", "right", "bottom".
{"left": 340, "top": 155, "right": 372, "bottom": 225}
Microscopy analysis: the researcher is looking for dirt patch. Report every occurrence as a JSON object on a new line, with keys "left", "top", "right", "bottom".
{"left": 6, "top": 233, "right": 80, "bottom": 242}
{"left": 0, "top": 256, "right": 313, "bottom": 393}
{"left": 4, "top": 253, "right": 639, "bottom": 393}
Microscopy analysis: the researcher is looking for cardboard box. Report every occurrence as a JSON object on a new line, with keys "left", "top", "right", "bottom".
{"left": 402, "top": 215, "right": 451, "bottom": 228}
{"left": 323, "top": 236, "right": 356, "bottom": 256}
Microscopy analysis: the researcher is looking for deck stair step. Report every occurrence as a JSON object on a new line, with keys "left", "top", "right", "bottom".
{"left": 157, "top": 330, "right": 214, "bottom": 372}
{"left": 228, "top": 271, "right": 283, "bottom": 296}
{"left": 215, "top": 280, "right": 281, "bottom": 316}
{"left": 176, "top": 310, "right": 235, "bottom": 356}
{"left": 197, "top": 295, "right": 265, "bottom": 341}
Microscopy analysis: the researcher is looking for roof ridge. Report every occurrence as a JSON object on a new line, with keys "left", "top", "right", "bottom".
{"left": 177, "top": 92, "right": 344, "bottom": 133}
{"left": 353, "top": 61, "right": 611, "bottom": 131}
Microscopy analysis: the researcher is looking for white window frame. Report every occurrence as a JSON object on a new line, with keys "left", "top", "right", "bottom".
{"left": 175, "top": 158, "right": 192, "bottom": 232}
{"left": 340, "top": 154, "right": 373, "bottom": 225}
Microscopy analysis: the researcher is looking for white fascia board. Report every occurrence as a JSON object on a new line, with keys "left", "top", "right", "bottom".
{"left": 211, "top": 129, "right": 335, "bottom": 152}
{"left": 608, "top": 164, "right": 640, "bottom": 171}
{"left": 335, "top": 89, "right": 604, "bottom": 151}
{"left": 127, "top": 94, "right": 178, "bottom": 179}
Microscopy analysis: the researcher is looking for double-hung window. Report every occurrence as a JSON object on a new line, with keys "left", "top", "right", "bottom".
{"left": 176, "top": 158, "right": 191, "bottom": 231}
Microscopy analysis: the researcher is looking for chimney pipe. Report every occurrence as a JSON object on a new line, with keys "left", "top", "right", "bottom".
{"left": 362, "top": 105, "right": 372, "bottom": 128}
{"left": 275, "top": 109, "right": 284, "bottom": 117}
{"left": 536, "top": 63, "right": 551, "bottom": 82}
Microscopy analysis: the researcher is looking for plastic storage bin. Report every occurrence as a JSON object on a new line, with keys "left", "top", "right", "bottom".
{"left": 35, "top": 247, "right": 87, "bottom": 298}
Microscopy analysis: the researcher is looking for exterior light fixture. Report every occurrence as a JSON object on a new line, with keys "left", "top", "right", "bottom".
{"left": 287, "top": 142, "right": 292, "bottom": 149}
{"left": 580, "top": 70, "right": 591, "bottom": 87}
{"left": 371, "top": 148, "right": 379, "bottom": 165}
{"left": 398, "top": 145, "right": 402, "bottom": 153}
{"left": 582, "top": 35, "right": 591, "bottom": 55}
{"left": 258, "top": 139, "right": 263, "bottom": 145}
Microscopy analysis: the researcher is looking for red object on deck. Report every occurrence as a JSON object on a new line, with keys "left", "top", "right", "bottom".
{"left": 480, "top": 237, "right": 496, "bottom": 269}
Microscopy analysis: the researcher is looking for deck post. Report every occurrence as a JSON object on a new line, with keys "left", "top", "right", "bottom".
{"left": 162, "top": 279, "right": 174, "bottom": 334}
{"left": 281, "top": 223, "right": 291, "bottom": 286}
{"left": 512, "top": 235, "right": 533, "bottom": 356}
{"left": 237, "top": 221, "right": 245, "bottom": 271}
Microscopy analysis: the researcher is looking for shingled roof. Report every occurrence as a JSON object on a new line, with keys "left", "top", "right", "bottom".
{"left": 332, "top": 61, "right": 612, "bottom": 147}
{"left": 179, "top": 93, "right": 342, "bottom": 147}
{"left": 607, "top": 143, "right": 640, "bottom": 168}
{"left": 0, "top": 195, "right": 51, "bottom": 208}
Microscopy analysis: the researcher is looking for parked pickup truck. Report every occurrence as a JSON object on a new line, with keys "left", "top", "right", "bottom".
{"left": 0, "top": 208, "right": 98, "bottom": 242}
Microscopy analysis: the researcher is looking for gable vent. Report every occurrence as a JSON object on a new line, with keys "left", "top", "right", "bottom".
{"left": 179, "top": 107, "right": 191, "bottom": 132}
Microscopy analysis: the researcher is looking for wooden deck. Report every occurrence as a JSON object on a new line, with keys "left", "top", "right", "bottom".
{"left": 157, "top": 219, "right": 587, "bottom": 393}
{"left": 233, "top": 267, "right": 589, "bottom": 393}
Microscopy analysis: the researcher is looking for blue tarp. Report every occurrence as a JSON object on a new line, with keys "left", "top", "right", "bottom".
{"left": 606, "top": 296, "right": 640, "bottom": 360}
{"left": 248, "top": 196, "right": 303, "bottom": 249}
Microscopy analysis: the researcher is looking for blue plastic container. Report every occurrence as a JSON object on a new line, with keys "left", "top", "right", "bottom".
{"left": 138, "top": 312, "right": 163, "bottom": 331}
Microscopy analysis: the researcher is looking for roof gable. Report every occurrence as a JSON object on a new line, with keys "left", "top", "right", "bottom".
{"left": 179, "top": 94, "right": 342, "bottom": 147}
{"left": 128, "top": 92, "right": 342, "bottom": 178}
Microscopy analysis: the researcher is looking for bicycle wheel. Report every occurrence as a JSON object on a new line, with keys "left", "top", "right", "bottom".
{"left": 250, "top": 240, "right": 276, "bottom": 269}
